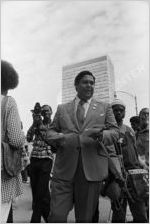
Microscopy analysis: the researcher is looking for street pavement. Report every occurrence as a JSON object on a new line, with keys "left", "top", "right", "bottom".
{"left": 13, "top": 182, "right": 132, "bottom": 223}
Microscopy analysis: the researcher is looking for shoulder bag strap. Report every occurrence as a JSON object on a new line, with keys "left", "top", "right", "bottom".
{"left": 1, "top": 96, "right": 9, "bottom": 141}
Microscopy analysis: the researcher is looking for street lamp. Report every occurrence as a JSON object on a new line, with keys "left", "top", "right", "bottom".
{"left": 114, "top": 90, "right": 138, "bottom": 115}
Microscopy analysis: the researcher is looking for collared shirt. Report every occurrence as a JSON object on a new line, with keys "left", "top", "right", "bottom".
{"left": 75, "top": 96, "right": 92, "bottom": 118}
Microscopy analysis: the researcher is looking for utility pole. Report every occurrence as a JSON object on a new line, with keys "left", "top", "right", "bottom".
{"left": 114, "top": 90, "right": 138, "bottom": 115}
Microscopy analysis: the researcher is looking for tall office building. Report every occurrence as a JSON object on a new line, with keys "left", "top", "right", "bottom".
{"left": 62, "top": 55, "right": 115, "bottom": 103}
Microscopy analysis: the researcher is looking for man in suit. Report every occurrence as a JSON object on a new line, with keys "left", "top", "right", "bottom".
{"left": 44, "top": 71, "right": 119, "bottom": 222}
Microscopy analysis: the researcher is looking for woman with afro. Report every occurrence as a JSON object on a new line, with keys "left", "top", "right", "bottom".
{"left": 1, "top": 60, "right": 25, "bottom": 222}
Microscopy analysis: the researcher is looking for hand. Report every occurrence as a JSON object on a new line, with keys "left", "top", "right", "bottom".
{"left": 84, "top": 128, "right": 103, "bottom": 140}
{"left": 115, "top": 176, "right": 125, "bottom": 188}
{"left": 38, "top": 124, "right": 47, "bottom": 132}
{"left": 138, "top": 155, "right": 149, "bottom": 170}
{"left": 48, "top": 132, "right": 64, "bottom": 140}
{"left": 32, "top": 114, "right": 42, "bottom": 126}
{"left": 46, "top": 132, "right": 65, "bottom": 145}
{"left": 55, "top": 133, "right": 65, "bottom": 146}
{"left": 142, "top": 163, "right": 149, "bottom": 171}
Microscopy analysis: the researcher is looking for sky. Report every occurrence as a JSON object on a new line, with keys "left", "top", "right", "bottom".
{"left": 1, "top": 0, "right": 149, "bottom": 133}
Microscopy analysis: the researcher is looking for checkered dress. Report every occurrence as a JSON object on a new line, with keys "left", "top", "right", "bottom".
{"left": 1, "top": 95, "right": 25, "bottom": 203}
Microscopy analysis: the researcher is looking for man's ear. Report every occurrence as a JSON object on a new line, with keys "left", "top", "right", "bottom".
{"left": 75, "top": 85, "right": 78, "bottom": 92}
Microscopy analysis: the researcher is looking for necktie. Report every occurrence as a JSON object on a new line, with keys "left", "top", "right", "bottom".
{"left": 76, "top": 100, "right": 85, "bottom": 129}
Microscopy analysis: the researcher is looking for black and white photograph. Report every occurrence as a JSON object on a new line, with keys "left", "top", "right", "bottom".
{"left": 1, "top": 0, "right": 149, "bottom": 223}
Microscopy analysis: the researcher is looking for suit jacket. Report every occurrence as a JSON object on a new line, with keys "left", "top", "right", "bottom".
{"left": 46, "top": 98, "right": 118, "bottom": 181}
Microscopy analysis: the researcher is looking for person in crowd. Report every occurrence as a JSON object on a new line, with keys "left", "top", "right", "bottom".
{"left": 130, "top": 115, "right": 140, "bottom": 136}
{"left": 111, "top": 99, "right": 148, "bottom": 223}
{"left": 136, "top": 108, "right": 149, "bottom": 219}
{"left": 1, "top": 60, "right": 25, "bottom": 223}
{"left": 136, "top": 108, "right": 149, "bottom": 169}
{"left": 42, "top": 70, "right": 120, "bottom": 222}
{"left": 21, "top": 145, "right": 30, "bottom": 183}
{"left": 27, "top": 104, "right": 54, "bottom": 223}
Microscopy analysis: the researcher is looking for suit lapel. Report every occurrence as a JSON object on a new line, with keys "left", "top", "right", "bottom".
{"left": 66, "top": 99, "right": 79, "bottom": 131}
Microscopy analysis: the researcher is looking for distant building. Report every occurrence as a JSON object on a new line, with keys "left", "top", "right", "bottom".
{"left": 62, "top": 55, "right": 115, "bottom": 103}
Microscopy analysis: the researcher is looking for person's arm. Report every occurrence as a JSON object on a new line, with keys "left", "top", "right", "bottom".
{"left": 26, "top": 125, "right": 35, "bottom": 142}
{"left": 84, "top": 103, "right": 119, "bottom": 143}
{"left": 136, "top": 134, "right": 149, "bottom": 169}
{"left": 6, "top": 97, "right": 25, "bottom": 147}
{"left": 105, "top": 103, "right": 118, "bottom": 130}
{"left": 41, "top": 105, "right": 65, "bottom": 147}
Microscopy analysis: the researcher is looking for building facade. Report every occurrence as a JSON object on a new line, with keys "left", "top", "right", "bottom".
{"left": 62, "top": 55, "right": 115, "bottom": 103}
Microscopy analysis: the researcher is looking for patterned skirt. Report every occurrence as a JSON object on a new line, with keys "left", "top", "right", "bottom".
{"left": 1, "top": 174, "right": 23, "bottom": 203}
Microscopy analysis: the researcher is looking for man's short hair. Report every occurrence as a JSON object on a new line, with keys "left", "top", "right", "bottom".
{"left": 130, "top": 116, "right": 140, "bottom": 124}
{"left": 42, "top": 105, "right": 52, "bottom": 113}
{"left": 139, "top": 108, "right": 149, "bottom": 117}
{"left": 74, "top": 70, "right": 95, "bottom": 86}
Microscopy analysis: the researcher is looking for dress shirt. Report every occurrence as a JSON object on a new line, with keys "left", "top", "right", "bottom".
{"left": 75, "top": 96, "right": 92, "bottom": 118}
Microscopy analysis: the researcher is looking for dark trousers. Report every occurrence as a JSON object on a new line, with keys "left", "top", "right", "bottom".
{"left": 30, "top": 157, "right": 52, "bottom": 223}
{"left": 48, "top": 153, "right": 102, "bottom": 223}
{"left": 92, "top": 202, "right": 99, "bottom": 222}
{"left": 111, "top": 197, "right": 148, "bottom": 223}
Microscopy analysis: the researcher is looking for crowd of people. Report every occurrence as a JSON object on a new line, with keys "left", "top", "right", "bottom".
{"left": 1, "top": 60, "right": 149, "bottom": 223}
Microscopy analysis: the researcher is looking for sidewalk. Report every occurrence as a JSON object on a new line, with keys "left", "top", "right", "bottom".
{"left": 13, "top": 183, "right": 33, "bottom": 223}
{"left": 13, "top": 183, "right": 75, "bottom": 223}
{"left": 13, "top": 182, "right": 132, "bottom": 223}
